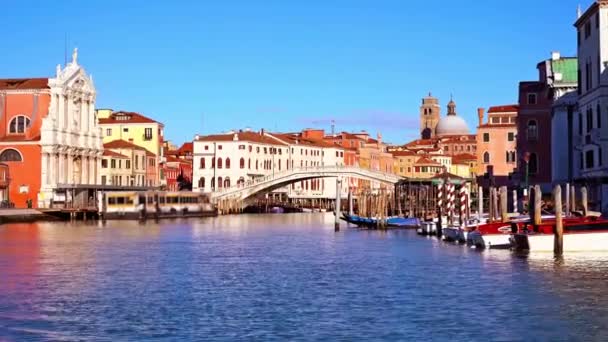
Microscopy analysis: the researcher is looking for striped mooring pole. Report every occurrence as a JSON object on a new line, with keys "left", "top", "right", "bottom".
{"left": 459, "top": 185, "right": 466, "bottom": 228}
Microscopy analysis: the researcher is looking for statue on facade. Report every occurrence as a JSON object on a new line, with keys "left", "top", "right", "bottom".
{"left": 72, "top": 47, "right": 78, "bottom": 64}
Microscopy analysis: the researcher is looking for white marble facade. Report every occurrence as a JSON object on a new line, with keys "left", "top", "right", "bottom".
{"left": 38, "top": 49, "right": 103, "bottom": 206}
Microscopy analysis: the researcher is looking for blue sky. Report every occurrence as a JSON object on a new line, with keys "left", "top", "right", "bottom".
{"left": 0, "top": 0, "right": 590, "bottom": 145}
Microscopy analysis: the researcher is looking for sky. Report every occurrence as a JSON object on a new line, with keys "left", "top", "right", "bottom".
{"left": 0, "top": 0, "right": 592, "bottom": 146}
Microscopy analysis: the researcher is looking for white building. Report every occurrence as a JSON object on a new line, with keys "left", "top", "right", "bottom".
{"left": 574, "top": 2, "right": 608, "bottom": 213}
{"left": 39, "top": 49, "right": 104, "bottom": 207}
{"left": 192, "top": 129, "right": 347, "bottom": 201}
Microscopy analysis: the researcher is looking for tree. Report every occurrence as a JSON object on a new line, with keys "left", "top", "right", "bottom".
{"left": 176, "top": 168, "right": 192, "bottom": 191}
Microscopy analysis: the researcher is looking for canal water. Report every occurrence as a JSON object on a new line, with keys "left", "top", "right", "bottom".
{"left": 0, "top": 213, "right": 607, "bottom": 341}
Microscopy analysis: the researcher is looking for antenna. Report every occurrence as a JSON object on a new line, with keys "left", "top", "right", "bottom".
{"left": 331, "top": 119, "right": 335, "bottom": 136}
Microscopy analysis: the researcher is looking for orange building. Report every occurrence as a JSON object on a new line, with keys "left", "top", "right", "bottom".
{"left": 476, "top": 106, "right": 518, "bottom": 186}
{"left": 0, "top": 50, "right": 103, "bottom": 208}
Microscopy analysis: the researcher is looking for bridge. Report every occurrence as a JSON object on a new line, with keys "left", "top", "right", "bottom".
{"left": 211, "top": 165, "right": 402, "bottom": 202}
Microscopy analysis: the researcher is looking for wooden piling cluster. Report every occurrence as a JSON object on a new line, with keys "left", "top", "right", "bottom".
{"left": 394, "top": 181, "right": 438, "bottom": 220}
{"left": 216, "top": 197, "right": 244, "bottom": 215}
{"left": 355, "top": 188, "right": 394, "bottom": 228}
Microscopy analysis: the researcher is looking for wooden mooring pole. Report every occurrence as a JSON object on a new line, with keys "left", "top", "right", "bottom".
{"left": 478, "top": 186, "right": 483, "bottom": 219}
{"left": 581, "top": 186, "right": 588, "bottom": 216}
{"left": 335, "top": 178, "right": 342, "bottom": 231}
{"left": 500, "top": 186, "right": 508, "bottom": 223}
{"left": 553, "top": 185, "right": 563, "bottom": 255}
{"left": 534, "top": 185, "right": 542, "bottom": 226}
{"left": 565, "top": 183, "right": 570, "bottom": 216}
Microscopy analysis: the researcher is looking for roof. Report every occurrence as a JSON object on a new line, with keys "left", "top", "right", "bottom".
{"left": 478, "top": 123, "right": 517, "bottom": 129}
{"left": 195, "top": 131, "right": 288, "bottom": 146}
{"left": 0, "top": 78, "right": 48, "bottom": 90}
{"left": 98, "top": 111, "right": 162, "bottom": 126}
{"left": 104, "top": 139, "right": 147, "bottom": 151}
{"left": 574, "top": 2, "right": 602, "bottom": 28}
{"left": 391, "top": 151, "right": 418, "bottom": 157}
{"left": 178, "top": 142, "right": 193, "bottom": 154}
{"left": 431, "top": 171, "right": 464, "bottom": 180}
{"left": 551, "top": 58, "right": 578, "bottom": 84}
{"left": 103, "top": 150, "right": 129, "bottom": 159}
{"left": 415, "top": 157, "right": 442, "bottom": 166}
{"left": 452, "top": 153, "right": 477, "bottom": 164}
{"left": 488, "top": 105, "right": 519, "bottom": 113}
{"left": 273, "top": 133, "right": 342, "bottom": 149}
{"left": 146, "top": 150, "right": 156, "bottom": 157}
{"left": 166, "top": 155, "right": 191, "bottom": 163}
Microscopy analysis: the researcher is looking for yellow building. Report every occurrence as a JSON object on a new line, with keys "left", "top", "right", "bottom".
{"left": 100, "top": 140, "right": 148, "bottom": 187}
{"left": 450, "top": 153, "right": 477, "bottom": 179}
{"left": 97, "top": 109, "right": 165, "bottom": 186}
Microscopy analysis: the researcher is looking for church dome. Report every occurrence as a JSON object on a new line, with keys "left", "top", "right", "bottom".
{"left": 435, "top": 115, "right": 469, "bottom": 136}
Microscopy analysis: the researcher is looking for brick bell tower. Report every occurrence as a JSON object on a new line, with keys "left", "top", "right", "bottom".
{"left": 420, "top": 92, "right": 440, "bottom": 139}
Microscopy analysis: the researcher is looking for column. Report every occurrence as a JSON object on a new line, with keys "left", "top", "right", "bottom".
{"left": 57, "top": 153, "right": 64, "bottom": 184}
{"left": 41, "top": 153, "right": 49, "bottom": 187}
{"left": 64, "top": 95, "right": 70, "bottom": 130}
{"left": 66, "top": 154, "right": 72, "bottom": 184}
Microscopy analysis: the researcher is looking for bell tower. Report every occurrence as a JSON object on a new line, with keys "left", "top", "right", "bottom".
{"left": 420, "top": 92, "right": 440, "bottom": 139}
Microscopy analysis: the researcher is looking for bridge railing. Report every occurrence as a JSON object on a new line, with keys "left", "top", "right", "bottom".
{"left": 212, "top": 165, "right": 400, "bottom": 198}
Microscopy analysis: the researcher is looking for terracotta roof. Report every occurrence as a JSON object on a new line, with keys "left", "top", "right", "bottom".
{"left": 0, "top": 78, "right": 48, "bottom": 90}
{"left": 415, "top": 157, "right": 442, "bottom": 166}
{"left": 405, "top": 138, "right": 438, "bottom": 147}
{"left": 104, "top": 139, "right": 147, "bottom": 150}
{"left": 439, "top": 135, "right": 476, "bottom": 143}
{"left": 431, "top": 171, "right": 464, "bottom": 180}
{"left": 488, "top": 105, "right": 519, "bottom": 113}
{"left": 195, "top": 131, "right": 288, "bottom": 146}
{"left": 178, "top": 142, "right": 193, "bottom": 153}
{"left": 452, "top": 153, "right": 477, "bottom": 164}
{"left": 478, "top": 123, "right": 517, "bottom": 128}
{"left": 99, "top": 111, "right": 162, "bottom": 125}
{"left": 273, "top": 133, "right": 342, "bottom": 149}
{"left": 103, "top": 150, "right": 129, "bottom": 159}
{"left": 391, "top": 151, "right": 417, "bottom": 157}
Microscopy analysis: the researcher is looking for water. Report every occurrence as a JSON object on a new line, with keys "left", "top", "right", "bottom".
{"left": 0, "top": 213, "right": 607, "bottom": 341}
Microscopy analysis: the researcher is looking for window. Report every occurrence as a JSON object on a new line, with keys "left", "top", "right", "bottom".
{"left": 126, "top": 160, "right": 131, "bottom": 169}
{"left": 483, "top": 133, "right": 490, "bottom": 142}
{"left": 239, "top": 145, "right": 245, "bottom": 150}
{"left": 8, "top": 116, "right": 30, "bottom": 134}
{"left": 586, "top": 150, "right": 595, "bottom": 169}
{"left": 225, "top": 158, "right": 230, "bottom": 169}
{"left": 204, "top": 145, "right": 209, "bottom": 151}
{"left": 101, "top": 176, "right": 107, "bottom": 185}
{"left": 527, "top": 93, "right": 537, "bottom": 105}
{"left": 249, "top": 146, "right": 252, "bottom": 152}
{"left": 123, "top": 128, "right": 129, "bottom": 133}
{"left": 111, "top": 159, "right": 116, "bottom": 168}
{"left": 587, "top": 108, "right": 593, "bottom": 132}
{"left": 257, "top": 146, "right": 260, "bottom": 153}
{"left": 579, "top": 113, "right": 583, "bottom": 135}
{"left": 0, "top": 149, "right": 22, "bottom": 162}
{"left": 491, "top": 117, "right": 500, "bottom": 124}
{"left": 118, "top": 160, "right": 122, "bottom": 169}
{"left": 248, "top": 158, "right": 251, "bottom": 169}
{"left": 600, "top": 147, "right": 603, "bottom": 166}
{"left": 200, "top": 157, "right": 205, "bottom": 169}
{"left": 240, "top": 157, "right": 245, "bottom": 169}
{"left": 144, "top": 128, "right": 153, "bottom": 140}
{"left": 445, "top": 146, "right": 449, "bottom": 151}
{"left": 106, "top": 128, "right": 112, "bottom": 136}
{"left": 529, "top": 153, "right": 538, "bottom": 174}
{"left": 506, "top": 151, "right": 516, "bottom": 163}
{"left": 101, "top": 159, "right": 108, "bottom": 168}
{"left": 527, "top": 120, "right": 538, "bottom": 140}
{"left": 483, "top": 152, "right": 490, "bottom": 163}
{"left": 218, "top": 145, "right": 222, "bottom": 150}
{"left": 210, "top": 177, "right": 215, "bottom": 190}
{"left": 508, "top": 132, "right": 515, "bottom": 142}
{"left": 264, "top": 147, "right": 268, "bottom": 154}
{"left": 211, "top": 158, "right": 215, "bottom": 168}
{"left": 597, "top": 105, "right": 602, "bottom": 129}
{"left": 224, "top": 177, "right": 230, "bottom": 188}
{"left": 218, "top": 177, "right": 223, "bottom": 188}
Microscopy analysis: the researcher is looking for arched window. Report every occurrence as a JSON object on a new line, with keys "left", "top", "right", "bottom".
{"left": 527, "top": 120, "right": 538, "bottom": 140}
{"left": 210, "top": 177, "right": 215, "bottom": 190}
{"left": 224, "top": 177, "right": 230, "bottom": 188}
{"left": 211, "top": 158, "right": 215, "bottom": 168}
{"left": 248, "top": 158, "right": 251, "bottom": 169}
{"left": 218, "top": 176, "right": 223, "bottom": 188}
{"left": 225, "top": 158, "right": 231, "bottom": 169}
{"left": 529, "top": 153, "right": 538, "bottom": 174}
{"left": 198, "top": 177, "right": 205, "bottom": 188}
{"left": 240, "top": 157, "right": 245, "bottom": 169}
{"left": 256, "top": 160, "right": 258, "bottom": 170}
{"left": 0, "top": 148, "right": 22, "bottom": 162}
{"left": 278, "top": 159, "right": 281, "bottom": 170}
{"left": 200, "top": 157, "right": 205, "bottom": 169}
{"left": 237, "top": 177, "right": 245, "bottom": 187}
{"left": 217, "top": 158, "right": 223, "bottom": 169}
{"left": 9, "top": 116, "right": 31, "bottom": 134}
{"left": 483, "top": 152, "right": 490, "bottom": 163}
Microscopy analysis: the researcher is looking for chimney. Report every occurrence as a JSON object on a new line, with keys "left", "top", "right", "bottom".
{"left": 551, "top": 51, "right": 561, "bottom": 61}
{"left": 477, "top": 108, "right": 485, "bottom": 126}
{"left": 195, "top": 134, "right": 200, "bottom": 141}
{"left": 260, "top": 128, "right": 265, "bottom": 136}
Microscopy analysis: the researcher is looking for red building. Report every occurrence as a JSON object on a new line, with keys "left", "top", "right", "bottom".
{"left": 165, "top": 155, "right": 193, "bottom": 191}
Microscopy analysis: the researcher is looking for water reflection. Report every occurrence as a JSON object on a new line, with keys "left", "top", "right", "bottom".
{"left": 0, "top": 214, "right": 607, "bottom": 341}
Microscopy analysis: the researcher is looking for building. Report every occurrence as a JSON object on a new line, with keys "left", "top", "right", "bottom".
{"left": 96, "top": 109, "right": 165, "bottom": 187}
{"left": 420, "top": 93, "right": 441, "bottom": 139}
{"left": 0, "top": 49, "right": 103, "bottom": 208}
{"left": 476, "top": 106, "right": 518, "bottom": 187}
{"left": 518, "top": 52, "right": 578, "bottom": 190}
{"left": 574, "top": 2, "right": 608, "bottom": 213}
{"left": 451, "top": 153, "right": 478, "bottom": 179}
{"left": 100, "top": 140, "right": 149, "bottom": 187}
{"left": 165, "top": 155, "right": 193, "bottom": 191}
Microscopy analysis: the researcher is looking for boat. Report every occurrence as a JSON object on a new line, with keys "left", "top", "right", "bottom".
{"left": 466, "top": 215, "right": 555, "bottom": 249}
{"left": 442, "top": 216, "right": 488, "bottom": 243}
{"left": 341, "top": 214, "right": 420, "bottom": 229}
{"left": 269, "top": 206, "right": 284, "bottom": 214}
{"left": 417, "top": 221, "right": 438, "bottom": 235}
{"left": 99, "top": 191, "right": 216, "bottom": 220}
{"left": 511, "top": 216, "right": 608, "bottom": 252}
